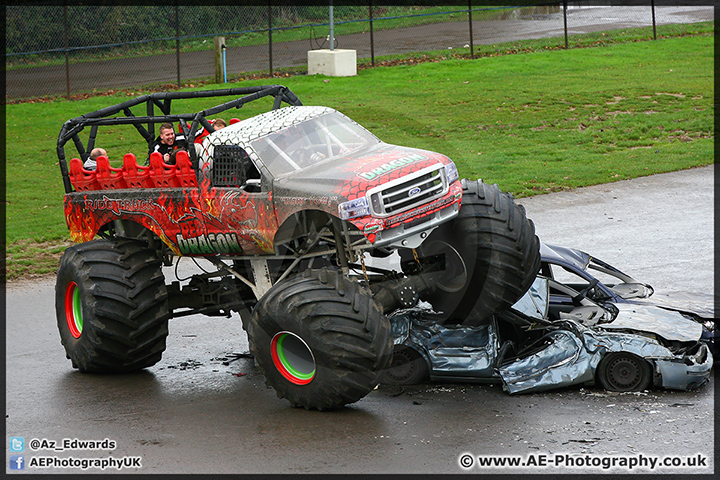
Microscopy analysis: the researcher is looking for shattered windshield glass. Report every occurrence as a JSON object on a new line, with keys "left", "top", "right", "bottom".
{"left": 250, "top": 111, "right": 381, "bottom": 177}
{"left": 512, "top": 276, "right": 549, "bottom": 320}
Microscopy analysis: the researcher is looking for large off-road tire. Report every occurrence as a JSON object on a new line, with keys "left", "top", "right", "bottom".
{"left": 402, "top": 179, "right": 540, "bottom": 326}
{"left": 247, "top": 268, "right": 392, "bottom": 410}
{"left": 55, "top": 238, "right": 170, "bottom": 373}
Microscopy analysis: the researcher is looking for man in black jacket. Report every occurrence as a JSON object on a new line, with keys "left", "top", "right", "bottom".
{"left": 149, "top": 123, "right": 187, "bottom": 164}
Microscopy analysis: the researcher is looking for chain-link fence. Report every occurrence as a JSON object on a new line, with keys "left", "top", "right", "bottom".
{"left": 5, "top": 2, "right": 714, "bottom": 102}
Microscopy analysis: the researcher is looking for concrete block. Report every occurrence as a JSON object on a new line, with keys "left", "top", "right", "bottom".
{"left": 307, "top": 49, "right": 357, "bottom": 77}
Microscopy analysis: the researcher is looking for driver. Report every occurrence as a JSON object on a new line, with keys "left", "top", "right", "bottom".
{"left": 149, "top": 123, "right": 187, "bottom": 163}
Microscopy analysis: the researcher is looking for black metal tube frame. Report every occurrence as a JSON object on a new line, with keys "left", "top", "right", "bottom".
{"left": 56, "top": 85, "right": 302, "bottom": 194}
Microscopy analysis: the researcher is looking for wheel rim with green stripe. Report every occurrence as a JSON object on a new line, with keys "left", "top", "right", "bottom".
{"left": 270, "top": 331, "right": 316, "bottom": 385}
{"left": 64, "top": 281, "right": 83, "bottom": 339}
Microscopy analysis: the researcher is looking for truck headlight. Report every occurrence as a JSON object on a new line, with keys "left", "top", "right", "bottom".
{"left": 444, "top": 162, "right": 459, "bottom": 184}
{"left": 338, "top": 197, "right": 371, "bottom": 220}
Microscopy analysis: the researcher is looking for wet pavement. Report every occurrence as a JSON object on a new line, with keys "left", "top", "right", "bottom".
{"left": 5, "top": 165, "right": 714, "bottom": 474}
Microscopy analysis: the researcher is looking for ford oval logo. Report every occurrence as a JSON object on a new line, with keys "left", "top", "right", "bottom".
{"left": 408, "top": 187, "right": 421, "bottom": 197}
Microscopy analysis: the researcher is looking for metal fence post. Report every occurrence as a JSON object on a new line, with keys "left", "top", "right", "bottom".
{"left": 269, "top": 1, "right": 273, "bottom": 76}
{"left": 369, "top": 2, "right": 375, "bottom": 66}
{"left": 563, "top": 1, "right": 569, "bottom": 49}
{"left": 63, "top": 4, "right": 70, "bottom": 100}
{"left": 329, "top": 1, "right": 334, "bottom": 52}
{"left": 468, "top": 0, "right": 474, "bottom": 59}
{"left": 651, "top": 0, "right": 657, "bottom": 40}
{"left": 176, "top": 3, "right": 181, "bottom": 88}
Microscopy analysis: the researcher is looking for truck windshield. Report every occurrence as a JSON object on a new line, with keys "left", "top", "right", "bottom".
{"left": 250, "top": 112, "right": 381, "bottom": 177}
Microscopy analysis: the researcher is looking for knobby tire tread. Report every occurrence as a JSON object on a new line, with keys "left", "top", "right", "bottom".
{"left": 56, "top": 238, "right": 169, "bottom": 373}
{"left": 248, "top": 268, "right": 392, "bottom": 410}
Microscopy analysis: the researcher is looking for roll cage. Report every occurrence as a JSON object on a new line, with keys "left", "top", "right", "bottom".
{"left": 56, "top": 85, "right": 302, "bottom": 194}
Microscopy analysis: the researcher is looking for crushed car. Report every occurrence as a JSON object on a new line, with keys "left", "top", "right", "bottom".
{"left": 539, "top": 242, "right": 716, "bottom": 359}
{"left": 381, "top": 275, "right": 713, "bottom": 393}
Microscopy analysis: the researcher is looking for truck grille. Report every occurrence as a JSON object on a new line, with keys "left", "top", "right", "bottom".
{"left": 367, "top": 164, "right": 448, "bottom": 217}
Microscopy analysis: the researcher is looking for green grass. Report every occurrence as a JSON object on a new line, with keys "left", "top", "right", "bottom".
{"left": 5, "top": 32, "right": 713, "bottom": 279}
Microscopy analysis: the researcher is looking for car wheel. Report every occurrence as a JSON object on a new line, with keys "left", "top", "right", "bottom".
{"left": 380, "top": 345, "right": 428, "bottom": 385}
{"left": 597, "top": 352, "right": 653, "bottom": 392}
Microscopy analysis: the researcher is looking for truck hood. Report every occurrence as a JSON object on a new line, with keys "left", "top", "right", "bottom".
{"left": 273, "top": 143, "right": 453, "bottom": 202}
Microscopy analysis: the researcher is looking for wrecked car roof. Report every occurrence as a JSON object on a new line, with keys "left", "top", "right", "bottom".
{"left": 540, "top": 242, "right": 591, "bottom": 271}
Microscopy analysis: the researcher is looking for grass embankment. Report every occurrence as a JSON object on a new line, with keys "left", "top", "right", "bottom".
{"left": 5, "top": 33, "right": 713, "bottom": 280}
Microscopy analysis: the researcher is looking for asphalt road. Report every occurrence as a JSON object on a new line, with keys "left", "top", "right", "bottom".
{"left": 5, "top": 165, "right": 714, "bottom": 475}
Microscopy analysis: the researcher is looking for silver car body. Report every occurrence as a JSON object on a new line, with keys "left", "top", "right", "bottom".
{"left": 540, "top": 242, "right": 716, "bottom": 360}
{"left": 389, "top": 277, "right": 712, "bottom": 393}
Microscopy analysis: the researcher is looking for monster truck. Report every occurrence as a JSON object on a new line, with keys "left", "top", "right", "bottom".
{"left": 55, "top": 85, "right": 540, "bottom": 409}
